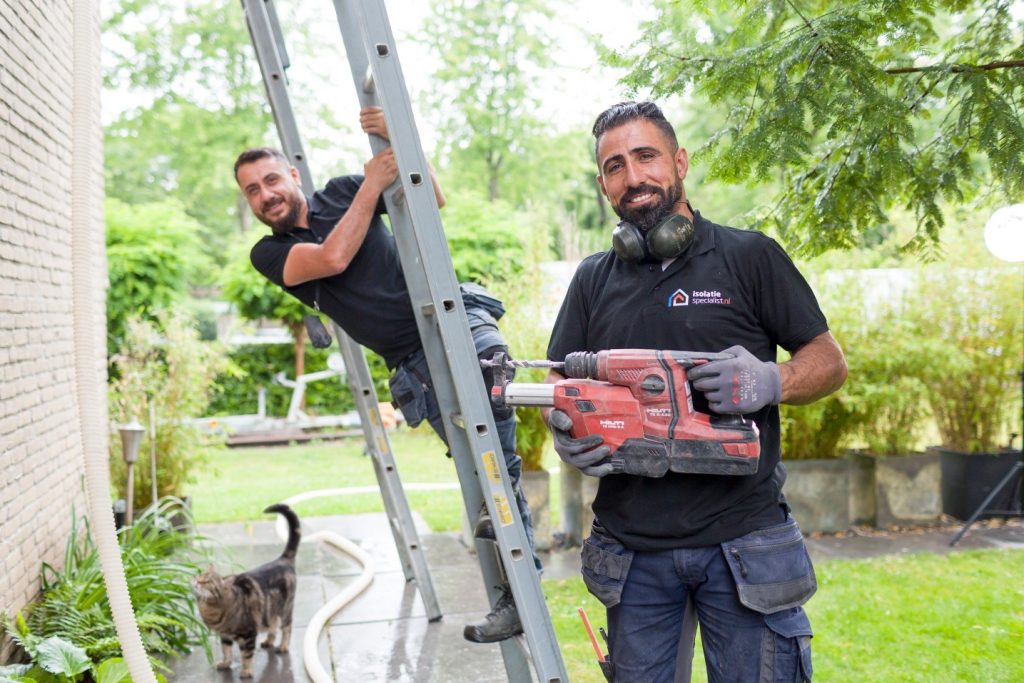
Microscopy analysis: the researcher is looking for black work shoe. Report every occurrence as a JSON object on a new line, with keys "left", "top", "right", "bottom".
{"left": 463, "top": 586, "right": 523, "bottom": 643}
{"left": 474, "top": 504, "right": 495, "bottom": 541}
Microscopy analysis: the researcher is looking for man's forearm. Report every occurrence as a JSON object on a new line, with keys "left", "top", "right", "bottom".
{"left": 778, "top": 331, "right": 848, "bottom": 405}
{"left": 320, "top": 183, "right": 383, "bottom": 270}
{"left": 280, "top": 183, "right": 383, "bottom": 286}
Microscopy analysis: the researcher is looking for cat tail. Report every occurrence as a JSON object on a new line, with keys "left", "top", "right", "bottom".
{"left": 264, "top": 503, "right": 301, "bottom": 560}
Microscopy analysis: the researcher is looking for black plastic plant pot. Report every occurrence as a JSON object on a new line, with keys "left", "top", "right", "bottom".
{"left": 938, "top": 448, "right": 1023, "bottom": 520}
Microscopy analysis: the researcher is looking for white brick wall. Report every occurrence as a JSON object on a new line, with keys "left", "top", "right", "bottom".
{"left": 1, "top": 0, "right": 104, "bottom": 624}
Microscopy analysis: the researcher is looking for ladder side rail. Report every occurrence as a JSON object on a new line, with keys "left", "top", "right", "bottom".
{"left": 331, "top": 319, "right": 444, "bottom": 620}
{"left": 330, "top": 0, "right": 521, "bottom": 638}
{"left": 339, "top": 0, "right": 527, "bottom": 570}
{"left": 240, "top": 0, "right": 442, "bottom": 620}
{"left": 240, "top": 0, "right": 313, "bottom": 187}
{"left": 338, "top": 1, "right": 567, "bottom": 679}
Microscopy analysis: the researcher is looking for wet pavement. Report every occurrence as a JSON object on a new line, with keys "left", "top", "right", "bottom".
{"left": 170, "top": 513, "right": 1024, "bottom": 682}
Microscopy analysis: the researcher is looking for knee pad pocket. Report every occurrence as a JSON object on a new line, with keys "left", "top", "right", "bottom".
{"left": 762, "top": 609, "right": 813, "bottom": 682}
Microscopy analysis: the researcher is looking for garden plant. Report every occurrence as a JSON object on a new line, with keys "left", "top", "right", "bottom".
{"left": 1, "top": 498, "right": 211, "bottom": 682}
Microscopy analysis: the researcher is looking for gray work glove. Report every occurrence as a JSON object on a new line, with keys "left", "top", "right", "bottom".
{"left": 548, "top": 409, "right": 615, "bottom": 477}
{"left": 687, "top": 345, "right": 782, "bottom": 414}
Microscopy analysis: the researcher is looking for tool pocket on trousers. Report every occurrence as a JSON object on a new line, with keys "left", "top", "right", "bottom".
{"left": 388, "top": 364, "right": 428, "bottom": 428}
{"left": 764, "top": 609, "right": 813, "bottom": 682}
{"left": 722, "top": 517, "right": 817, "bottom": 614}
{"left": 581, "top": 520, "right": 634, "bottom": 609}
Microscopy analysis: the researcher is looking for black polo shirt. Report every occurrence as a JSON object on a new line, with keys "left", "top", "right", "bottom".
{"left": 547, "top": 210, "right": 828, "bottom": 550}
{"left": 250, "top": 175, "right": 421, "bottom": 369}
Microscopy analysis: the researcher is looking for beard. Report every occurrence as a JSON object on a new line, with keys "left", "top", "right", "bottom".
{"left": 258, "top": 195, "right": 303, "bottom": 235}
{"left": 613, "top": 178, "right": 684, "bottom": 233}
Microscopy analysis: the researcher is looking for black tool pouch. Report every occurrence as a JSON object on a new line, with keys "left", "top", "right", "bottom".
{"left": 721, "top": 517, "right": 817, "bottom": 614}
{"left": 304, "top": 315, "right": 333, "bottom": 349}
{"left": 303, "top": 282, "right": 334, "bottom": 349}
{"left": 580, "top": 520, "right": 634, "bottom": 609}
{"left": 388, "top": 361, "right": 429, "bottom": 428}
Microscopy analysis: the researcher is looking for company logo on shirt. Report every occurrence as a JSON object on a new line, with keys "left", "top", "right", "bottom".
{"left": 668, "top": 289, "right": 689, "bottom": 307}
{"left": 669, "top": 288, "right": 732, "bottom": 307}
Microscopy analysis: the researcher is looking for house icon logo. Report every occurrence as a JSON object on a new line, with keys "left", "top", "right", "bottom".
{"left": 668, "top": 289, "right": 689, "bottom": 307}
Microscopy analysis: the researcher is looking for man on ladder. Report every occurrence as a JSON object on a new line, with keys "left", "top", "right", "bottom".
{"left": 233, "top": 106, "right": 540, "bottom": 644}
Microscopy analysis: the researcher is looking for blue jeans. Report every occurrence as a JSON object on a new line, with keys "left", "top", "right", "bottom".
{"left": 582, "top": 517, "right": 815, "bottom": 682}
{"left": 388, "top": 335, "right": 541, "bottom": 573}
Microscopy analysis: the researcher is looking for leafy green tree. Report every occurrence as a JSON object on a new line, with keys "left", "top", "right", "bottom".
{"left": 105, "top": 198, "right": 210, "bottom": 352}
{"left": 420, "top": 0, "right": 555, "bottom": 203}
{"left": 607, "top": 0, "right": 1023, "bottom": 256}
{"left": 103, "top": 0, "right": 324, "bottom": 264}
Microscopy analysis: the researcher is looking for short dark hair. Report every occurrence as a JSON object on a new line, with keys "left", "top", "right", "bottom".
{"left": 233, "top": 147, "right": 290, "bottom": 181}
{"left": 592, "top": 101, "right": 678, "bottom": 159}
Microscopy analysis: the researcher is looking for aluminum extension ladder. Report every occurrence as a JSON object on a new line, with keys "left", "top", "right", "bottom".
{"left": 240, "top": 1, "right": 568, "bottom": 680}
{"left": 238, "top": 0, "right": 443, "bottom": 628}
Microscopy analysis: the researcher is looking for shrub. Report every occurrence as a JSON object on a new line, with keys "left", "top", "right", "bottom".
{"left": 485, "top": 206, "right": 556, "bottom": 471}
{"left": 831, "top": 272, "right": 932, "bottom": 455}
{"left": 779, "top": 272, "right": 862, "bottom": 459}
{"left": 911, "top": 267, "right": 1022, "bottom": 452}
{"left": 205, "top": 343, "right": 384, "bottom": 417}
{"left": 441, "top": 189, "right": 528, "bottom": 285}
{"left": 108, "top": 309, "right": 229, "bottom": 510}
{"left": 105, "top": 198, "right": 211, "bottom": 355}
{"left": 783, "top": 265, "right": 1022, "bottom": 458}
{"left": 4, "top": 499, "right": 210, "bottom": 678}
{"left": 780, "top": 397, "right": 859, "bottom": 460}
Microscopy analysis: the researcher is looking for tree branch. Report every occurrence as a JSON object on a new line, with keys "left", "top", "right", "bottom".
{"left": 885, "top": 60, "right": 1024, "bottom": 75}
{"left": 784, "top": 0, "right": 816, "bottom": 35}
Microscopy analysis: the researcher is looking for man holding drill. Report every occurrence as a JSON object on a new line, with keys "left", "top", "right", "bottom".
{"left": 544, "top": 101, "right": 848, "bottom": 681}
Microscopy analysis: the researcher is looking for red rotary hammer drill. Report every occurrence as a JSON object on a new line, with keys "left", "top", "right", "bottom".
{"left": 485, "top": 349, "right": 761, "bottom": 477}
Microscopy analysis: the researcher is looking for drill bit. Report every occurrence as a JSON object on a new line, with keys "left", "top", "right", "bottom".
{"left": 479, "top": 357, "right": 564, "bottom": 370}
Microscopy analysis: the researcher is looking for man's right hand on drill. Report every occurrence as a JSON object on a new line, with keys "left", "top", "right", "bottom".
{"left": 548, "top": 409, "right": 615, "bottom": 477}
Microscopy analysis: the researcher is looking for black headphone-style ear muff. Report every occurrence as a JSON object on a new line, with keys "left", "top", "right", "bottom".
{"left": 612, "top": 213, "right": 695, "bottom": 264}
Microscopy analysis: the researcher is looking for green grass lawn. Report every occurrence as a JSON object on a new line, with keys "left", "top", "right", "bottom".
{"left": 188, "top": 438, "right": 1024, "bottom": 682}
{"left": 188, "top": 427, "right": 467, "bottom": 531}
{"left": 547, "top": 549, "right": 1024, "bottom": 682}
{"left": 187, "top": 426, "right": 561, "bottom": 531}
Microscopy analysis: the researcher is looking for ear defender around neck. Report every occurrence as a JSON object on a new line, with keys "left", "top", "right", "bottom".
{"left": 612, "top": 213, "right": 695, "bottom": 264}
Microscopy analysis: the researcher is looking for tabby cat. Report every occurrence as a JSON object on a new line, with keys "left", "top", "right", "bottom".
{"left": 193, "top": 503, "right": 300, "bottom": 678}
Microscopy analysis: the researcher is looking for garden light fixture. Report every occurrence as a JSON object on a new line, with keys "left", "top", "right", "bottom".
{"left": 119, "top": 418, "right": 145, "bottom": 526}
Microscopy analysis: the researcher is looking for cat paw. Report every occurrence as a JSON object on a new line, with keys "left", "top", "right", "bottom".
{"left": 215, "top": 662, "right": 232, "bottom": 671}
{"left": 239, "top": 669, "right": 254, "bottom": 679}
{"left": 275, "top": 646, "right": 289, "bottom": 654}
{"left": 260, "top": 640, "right": 275, "bottom": 649}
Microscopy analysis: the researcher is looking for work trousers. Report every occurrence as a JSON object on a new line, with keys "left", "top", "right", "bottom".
{"left": 388, "top": 326, "right": 540, "bottom": 573}
{"left": 583, "top": 516, "right": 815, "bottom": 682}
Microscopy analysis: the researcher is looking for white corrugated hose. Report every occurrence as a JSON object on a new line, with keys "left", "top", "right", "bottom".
{"left": 71, "top": 1, "right": 156, "bottom": 679}
{"left": 276, "top": 483, "right": 457, "bottom": 682}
